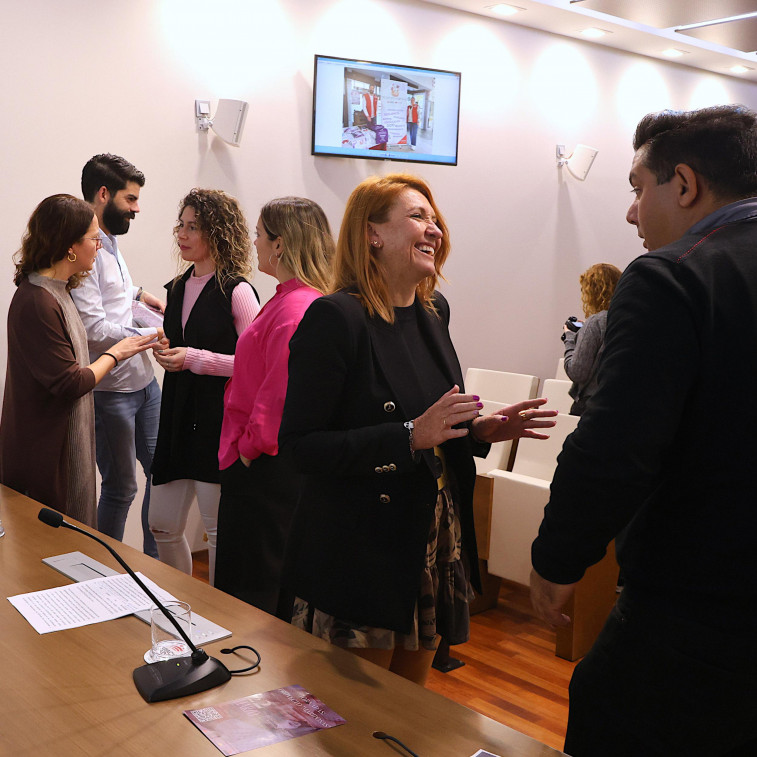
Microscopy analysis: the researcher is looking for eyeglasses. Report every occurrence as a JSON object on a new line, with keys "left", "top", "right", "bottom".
{"left": 82, "top": 236, "right": 103, "bottom": 248}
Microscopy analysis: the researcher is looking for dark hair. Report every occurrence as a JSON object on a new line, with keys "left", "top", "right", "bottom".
{"left": 14, "top": 194, "right": 95, "bottom": 289}
{"left": 81, "top": 153, "right": 145, "bottom": 202}
{"left": 175, "top": 188, "right": 252, "bottom": 288}
{"left": 633, "top": 105, "right": 757, "bottom": 200}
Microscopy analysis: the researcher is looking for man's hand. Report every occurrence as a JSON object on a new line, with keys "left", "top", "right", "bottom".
{"left": 140, "top": 290, "right": 165, "bottom": 313}
{"left": 530, "top": 569, "right": 575, "bottom": 627}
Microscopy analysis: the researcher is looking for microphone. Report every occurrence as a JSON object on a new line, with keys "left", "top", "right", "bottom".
{"left": 38, "top": 507, "right": 231, "bottom": 702}
{"left": 372, "top": 730, "right": 420, "bottom": 756}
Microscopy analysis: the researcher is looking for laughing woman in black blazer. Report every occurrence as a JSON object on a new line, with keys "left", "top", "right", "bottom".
{"left": 280, "top": 174, "right": 556, "bottom": 685}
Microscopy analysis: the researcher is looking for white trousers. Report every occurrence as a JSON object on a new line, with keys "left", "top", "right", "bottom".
{"left": 149, "top": 479, "right": 219, "bottom": 586}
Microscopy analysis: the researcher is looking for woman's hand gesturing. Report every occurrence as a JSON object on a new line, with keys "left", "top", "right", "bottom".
{"left": 471, "top": 397, "right": 557, "bottom": 443}
{"left": 411, "top": 385, "right": 483, "bottom": 451}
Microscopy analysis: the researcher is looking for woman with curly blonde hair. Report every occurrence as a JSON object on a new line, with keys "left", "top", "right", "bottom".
{"left": 149, "top": 188, "right": 259, "bottom": 584}
{"left": 563, "top": 262, "right": 622, "bottom": 415}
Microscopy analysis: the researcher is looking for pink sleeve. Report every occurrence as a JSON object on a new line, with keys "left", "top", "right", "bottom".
{"left": 237, "top": 320, "right": 299, "bottom": 461}
{"left": 182, "top": 283, "right": 261, "bottom": 377}
{"left": 232, "top": 282, "right": 261, "bottom": 334}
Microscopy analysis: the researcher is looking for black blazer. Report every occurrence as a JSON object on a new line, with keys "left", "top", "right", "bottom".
{"left": 280, "top": 289, "right": 484, "bottom": 634}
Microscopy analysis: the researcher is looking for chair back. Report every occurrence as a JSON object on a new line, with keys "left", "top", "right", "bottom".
{"left": 541, "top": 378, "right": 573, "bottom": 415}
{"left": 473, "top": 399, "right": 515, "bottom": 476}
{"left": 510, "top": 412, "right": 580, "bottom": 481}
{"left": 465, "top": 368, "right": 538, "bottom": 405}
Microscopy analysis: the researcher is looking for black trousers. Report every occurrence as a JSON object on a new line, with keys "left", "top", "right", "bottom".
{"left": 565, "top": 589, "right": 757, "bottom": 757}
{"left": 215, "top": 454, "right": 302, "bottom": 619}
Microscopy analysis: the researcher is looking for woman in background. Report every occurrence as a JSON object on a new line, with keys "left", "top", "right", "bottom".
{"left": 149, "top": 189, "right": 259, "bottom": 585}
{"left": 279, "top": 174, "right": 556, "bottom": 685}
{"left": 215, "top": 197, "right": 334, "bottom": 618}
{"left": 0, "top": 194, "right": 155, "bottom": 525}
{"left": 562, "top": 262, "right": 622, "bottom": 415}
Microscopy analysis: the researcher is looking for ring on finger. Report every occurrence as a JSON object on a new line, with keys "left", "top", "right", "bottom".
{"left": 519, "top": 410, "right": 529, "bottom": 421}
{"left": 443, "top": 418, "right": 447, "bottom": 427}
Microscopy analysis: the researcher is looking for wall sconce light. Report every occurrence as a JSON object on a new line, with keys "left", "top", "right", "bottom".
{"left": 195, "top": 99, "right": 249, "bottom": 146}
{"left": 556, "top": 144, "right": 598, "bottom": 181}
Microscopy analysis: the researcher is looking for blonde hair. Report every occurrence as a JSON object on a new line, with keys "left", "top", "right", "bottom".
{"left": 259, "top": 197, "right": 334, "bottom": 294}
{"left": 174, "top": 188, "right": 252, "bottom": 290}
{"left": 332, "top": 173, "right": 450, "bottom": 323}
{"left": 580, "top": 263, "right": 622, "bottom": 318}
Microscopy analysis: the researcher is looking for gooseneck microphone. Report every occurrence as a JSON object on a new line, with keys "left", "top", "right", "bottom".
{"left": 38, "top": 507, "right": 231, "bottom": 702}
{"left": 372, "top": 730, "right": 420, "bottom": 756}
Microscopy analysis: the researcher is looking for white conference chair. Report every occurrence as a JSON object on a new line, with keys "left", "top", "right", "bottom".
{"left": 465, "top": 369, "right": 538, "bottom": 477}
{"left": 555, "top": 357, "right": 569, "bottom": 381}
{"left": 541, "top": 378, "right": 573, "bottom": 415}
{"left": 487, "top": 413, "right": 580, "bottom": 586}
{"left": 464, "top": 368, "right": 539, "bottom": 407}
{"left": 465, "top": 367, "right": 541, "bottom": 607}
{"left": 473, "top": 399, "right": 515, "bottom": 476}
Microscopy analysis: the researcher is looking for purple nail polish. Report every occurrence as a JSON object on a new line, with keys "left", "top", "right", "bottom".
{"left": 476, "top": 402, "right": 483, "bottom": 409}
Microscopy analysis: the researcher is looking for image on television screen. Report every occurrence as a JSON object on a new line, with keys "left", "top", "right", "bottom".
{"left": 312, "top": 54, "right": 461, "bottom": 166}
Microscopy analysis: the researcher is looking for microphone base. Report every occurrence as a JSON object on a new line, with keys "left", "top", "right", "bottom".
{"left": 133, "top": 655, "right": 231, "bottom": 702}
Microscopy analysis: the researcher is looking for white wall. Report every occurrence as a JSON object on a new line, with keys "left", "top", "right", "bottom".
{"left": 2, "top": 0, "right": 756, "bottom": 548}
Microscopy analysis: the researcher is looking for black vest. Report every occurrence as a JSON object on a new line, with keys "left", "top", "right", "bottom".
{"left": 151, "top": 268, "right": 256, "bottom": 484}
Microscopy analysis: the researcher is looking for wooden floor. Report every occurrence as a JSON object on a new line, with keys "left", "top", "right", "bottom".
{"left": 192, "top": 551, "right": 575, "bottom": 753}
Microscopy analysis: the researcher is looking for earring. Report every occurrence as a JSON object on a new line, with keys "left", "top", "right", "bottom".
{"left": 67, "top": 251, "right": 77, "bottom": 262}
{"left": 268, "top": 253, "right": 278, "bottom": 267}
{"left": 371, "top": 241, "right": 382, "bottom": 248}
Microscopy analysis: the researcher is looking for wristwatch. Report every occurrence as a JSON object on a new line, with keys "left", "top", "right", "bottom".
{"left": 403, "top": 420, "right": 417, "bottom": 460}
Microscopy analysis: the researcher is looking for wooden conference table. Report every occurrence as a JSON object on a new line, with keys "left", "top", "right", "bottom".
{"left": 0, "top": 485, "right": 564, "bottom": 756}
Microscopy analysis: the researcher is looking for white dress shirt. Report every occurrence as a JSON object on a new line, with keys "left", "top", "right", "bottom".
{"left": 70, "top": 230, "right": 155, "bottom": 393}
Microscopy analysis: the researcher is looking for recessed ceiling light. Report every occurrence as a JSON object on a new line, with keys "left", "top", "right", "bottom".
{"left": 580, "top": 28, "right": 609, "bottom": 39}
{"left": 730, "top": 65, "right": 752, "bottom": 74}
{"left": 488, "top": 3, "right": 525, "bottom": 16}
{"left": 662, "top": 49, "right": 688, "bottom": 58}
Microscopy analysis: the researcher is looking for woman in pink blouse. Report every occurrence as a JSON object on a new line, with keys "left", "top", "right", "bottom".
{"left": 149, "top": 189, "right": 260, "bottom": 585}
{"left": 215, "top": 197, "right": 334, "bottom": 616}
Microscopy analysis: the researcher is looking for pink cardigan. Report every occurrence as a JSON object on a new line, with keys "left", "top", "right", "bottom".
{"left": 218, "top": 278, "right": 321, "bottom": 469}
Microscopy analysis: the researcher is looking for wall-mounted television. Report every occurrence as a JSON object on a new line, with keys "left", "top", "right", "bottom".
{"left": 312, "top": 54, "right": 461, "bottom": 166}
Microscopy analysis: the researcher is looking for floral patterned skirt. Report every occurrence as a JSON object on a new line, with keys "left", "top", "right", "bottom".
{"left": 292, "top": 484, "right": 473, "bottom": 652}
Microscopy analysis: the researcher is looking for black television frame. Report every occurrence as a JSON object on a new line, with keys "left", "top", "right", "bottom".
{"left": 311, "top": 53, "right": 462, "bottom": 167}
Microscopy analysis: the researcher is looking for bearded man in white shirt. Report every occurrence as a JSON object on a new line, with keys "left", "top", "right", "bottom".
{"left": 72, "top": 154, "right": 164, "bottom": 556}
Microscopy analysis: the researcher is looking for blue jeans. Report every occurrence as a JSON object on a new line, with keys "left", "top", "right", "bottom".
{"left": 407, "top": 122, "right": 418, "bottom": 146}
{"left": 94, "top": 378, "right": 160, "bottom": 557}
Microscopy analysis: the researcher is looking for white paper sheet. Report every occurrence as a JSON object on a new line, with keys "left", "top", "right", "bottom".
{"left": 8, "top": 572, "right": 178, "bottom": 634}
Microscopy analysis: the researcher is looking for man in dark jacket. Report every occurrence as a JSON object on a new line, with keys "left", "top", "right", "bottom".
{"left": 531, "top": 105, "right": 757, "bottom": 756}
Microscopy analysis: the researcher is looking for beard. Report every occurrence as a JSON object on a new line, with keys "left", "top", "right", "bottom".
{"left": 102, "top": 199, "right": 135, "bottom": 236}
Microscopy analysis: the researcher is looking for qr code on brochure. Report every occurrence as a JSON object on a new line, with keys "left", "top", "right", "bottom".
{"left": 191, "top": 707, "right": 222, "bottom": 723}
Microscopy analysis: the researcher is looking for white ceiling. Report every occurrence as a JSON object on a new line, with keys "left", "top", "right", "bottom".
{"left": 421, "top": 0, "right": 757, "bottom": 83}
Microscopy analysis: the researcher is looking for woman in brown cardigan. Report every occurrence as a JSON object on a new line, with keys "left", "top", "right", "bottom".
{"left": 0, "top": 194, "right": 156, "bottom": 525}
